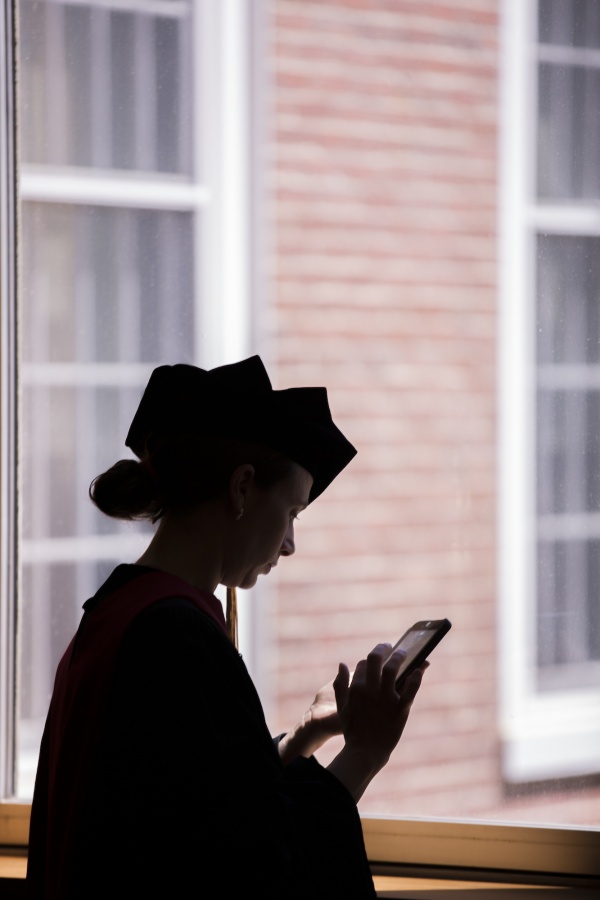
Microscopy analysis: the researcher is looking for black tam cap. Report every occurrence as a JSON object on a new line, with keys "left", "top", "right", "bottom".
{"left": 125, "top": 356, "right": 357, "bottom": 503}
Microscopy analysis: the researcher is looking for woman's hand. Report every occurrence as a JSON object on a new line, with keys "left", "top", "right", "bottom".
{"left": 327, "top": 643, "right": 428, "bottom": 802}
{"left": 278, "top": 676, "right": 346, "bottom": 765}
{"left": 303, "top": 676, "right": 343, "bottom": 742}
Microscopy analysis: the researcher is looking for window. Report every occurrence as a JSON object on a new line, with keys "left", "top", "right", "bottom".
{"left": 12, "top": 0, "right": 254, "bottom": 798}
{"left": 500, "top": 0, "right": 600, "bottom": 784}
{"left": 2, "top": 0, "right": 600, "bottom": 886}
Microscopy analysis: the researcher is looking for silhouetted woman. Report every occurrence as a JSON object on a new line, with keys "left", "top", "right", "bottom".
{"left": 26, "top": 356, "right": 427, "bottom": 899}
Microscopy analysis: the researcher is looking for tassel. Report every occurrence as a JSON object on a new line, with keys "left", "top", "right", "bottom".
{"left": 226, "top": 586, "right": 238, "bottom": 650}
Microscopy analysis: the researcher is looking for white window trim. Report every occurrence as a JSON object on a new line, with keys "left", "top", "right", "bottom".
{"left": 195, "top": 0, "right": 255, "bottom": 658}
{"left": 19, "top": 167, "right": 211, "bottom": 210}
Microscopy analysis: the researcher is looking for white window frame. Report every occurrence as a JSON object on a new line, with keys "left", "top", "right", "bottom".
{"left": 2, "top": 0, "right": 600, "bottom": 886}
{"left": 499, "top": 0, "right": 600, "bottom": 784}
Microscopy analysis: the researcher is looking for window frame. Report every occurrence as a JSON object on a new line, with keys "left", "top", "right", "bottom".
{"left": 2, "top": 0, "right": 600, "bottom": 886}
{"left": 499, "top": 0, "right": 600, "bottom": 784}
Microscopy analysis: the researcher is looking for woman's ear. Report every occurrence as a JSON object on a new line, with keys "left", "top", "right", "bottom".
{"left": 228, "top": 464, "right": 255, "bottom": 517}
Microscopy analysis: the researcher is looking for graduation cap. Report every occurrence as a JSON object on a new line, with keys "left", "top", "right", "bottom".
{"left": 125, "top": 355, "right": 357, "bottom": 504}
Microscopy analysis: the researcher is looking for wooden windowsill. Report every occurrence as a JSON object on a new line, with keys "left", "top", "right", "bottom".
{"left": 2, "top": 855, "right": 598, "bottom": 897}
{"left": 0, "top": 853, "right": 26, "bottom": 879}
{"left": 372, "top": 875, "right": 597, "bottom": 896}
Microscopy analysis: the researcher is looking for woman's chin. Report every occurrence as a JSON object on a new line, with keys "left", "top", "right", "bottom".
{"left": 238, "top": 574, "right": 259, "bottom": 590}
{"left": 239, "top": 565, "right": 272, "bottom": 589}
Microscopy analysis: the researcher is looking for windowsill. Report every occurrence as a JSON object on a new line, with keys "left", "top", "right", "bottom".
{"left": 0, "top": 852, "right": 26, "bottom": 879}
{"left": 372, "top": 876, "right": 597, "bottom": 896}
{"left": 3, "top": 812, "right": 600, "bottom": 895}
{"left": 1, "top": 855, "right": 598, "bottom": 898}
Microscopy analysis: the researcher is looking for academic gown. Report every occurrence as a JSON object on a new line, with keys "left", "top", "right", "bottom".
{"left": 25, "top": 565, "right": 377, "bottom": 899}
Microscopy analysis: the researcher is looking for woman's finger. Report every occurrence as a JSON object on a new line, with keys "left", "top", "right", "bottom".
{"left": 380, "top": 646, "right": 409, "bottom": 693}
{"left": 396, "top": 661, "right": 429, "bottom": 703}
{"left": 364, "top": 642, "right": 394, "bottom": 689}
{"left": 333, "top": 662, "right": 350, "bottom": 711}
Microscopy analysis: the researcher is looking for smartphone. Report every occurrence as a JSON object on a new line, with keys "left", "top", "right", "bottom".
{"left": 390, "top": 618, "right": 452, "bottom": 688}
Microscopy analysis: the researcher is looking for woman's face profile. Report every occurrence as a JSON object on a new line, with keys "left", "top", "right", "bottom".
{"left": 231, "top": 463, "right": 313, "bottom": 590}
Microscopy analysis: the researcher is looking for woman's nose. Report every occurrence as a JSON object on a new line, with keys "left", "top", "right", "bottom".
{"left": 280, "top": 520, "right": 295, "bottom": 557}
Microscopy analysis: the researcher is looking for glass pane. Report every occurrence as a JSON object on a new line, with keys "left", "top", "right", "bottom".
{"left": 21, "top": 203, "right": 195, "bottom": 366}
{"left": 18, "top": 0, "right": 193, "bottom": 173}
{"left": 18, "top": 559, "right": 121, "bottom": 796}
{"left": 538, "top": 64, "right": 600, "bottom": 200}
{"left": 537, "top": 388, "right": 600, "bottom": 515}
{"left": 536, "top": 230, "right": 600, "bottom": 690}
{"left": 537, "top": 234, "right": 600, "bottom": 364}
{"left": 539, "top": 0, "right": 600, "bottom": 48}
{"left": 537, "top": 538, "right": 600, "bottom": 688}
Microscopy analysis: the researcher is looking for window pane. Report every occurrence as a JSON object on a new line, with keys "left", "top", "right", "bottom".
{"left": 18, "top": 0, "right": 193, "bottom": 173}
{"left": 538, "top": 64, "right": 600, "bottom": 200}
{"left": 536, "top": 233, "right": 600, "bottom": 689}
{"left": 537, "top": 235, "right": 600, "bottom": 365}
{"left": 539, "top": 0, "right": 600, "bottom": 48}
{"left": 537, "top": 537, "right": 600, "bottom": 688}
{"left": 21, "top": 203, "right": 195, "bottom": 365}
{"left": 18, "top": 559, "right": 121, "bottom": 796}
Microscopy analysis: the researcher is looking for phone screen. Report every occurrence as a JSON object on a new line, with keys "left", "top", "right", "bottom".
{"left": 392, "top": 618, "right": 451, "bottom": 686}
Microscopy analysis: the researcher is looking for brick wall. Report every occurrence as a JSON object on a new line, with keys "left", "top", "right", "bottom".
{"left": 263, "top": 0, "right": 600, "bottom": 822}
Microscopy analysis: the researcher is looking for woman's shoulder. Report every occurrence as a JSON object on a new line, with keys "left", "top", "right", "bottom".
{"left": 82, "top": 563, "right": 155, "bottom": 617}
{"left": 77, "top": 564, "right": 227, "bottom": 650}
{"left": 115, "top": 587, "right": 243, "bottom": 686}
{"left": 134, "top": 593, "right": 227, "bottom": 633}
{"left": 112, "top": 584, "right": 257, "bottom": 712}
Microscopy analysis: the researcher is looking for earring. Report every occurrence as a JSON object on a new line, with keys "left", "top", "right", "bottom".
{"left": 236, "top": 508, "right": 244, "bottom": 521}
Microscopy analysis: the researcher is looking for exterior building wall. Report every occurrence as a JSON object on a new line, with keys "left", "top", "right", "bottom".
{"left": 264, "top": 0, "right": 600, "bottom": 821}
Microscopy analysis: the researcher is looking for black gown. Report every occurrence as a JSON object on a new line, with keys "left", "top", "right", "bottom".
{"left": 25, "top": 565, "right": 377, "bottom": 899}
